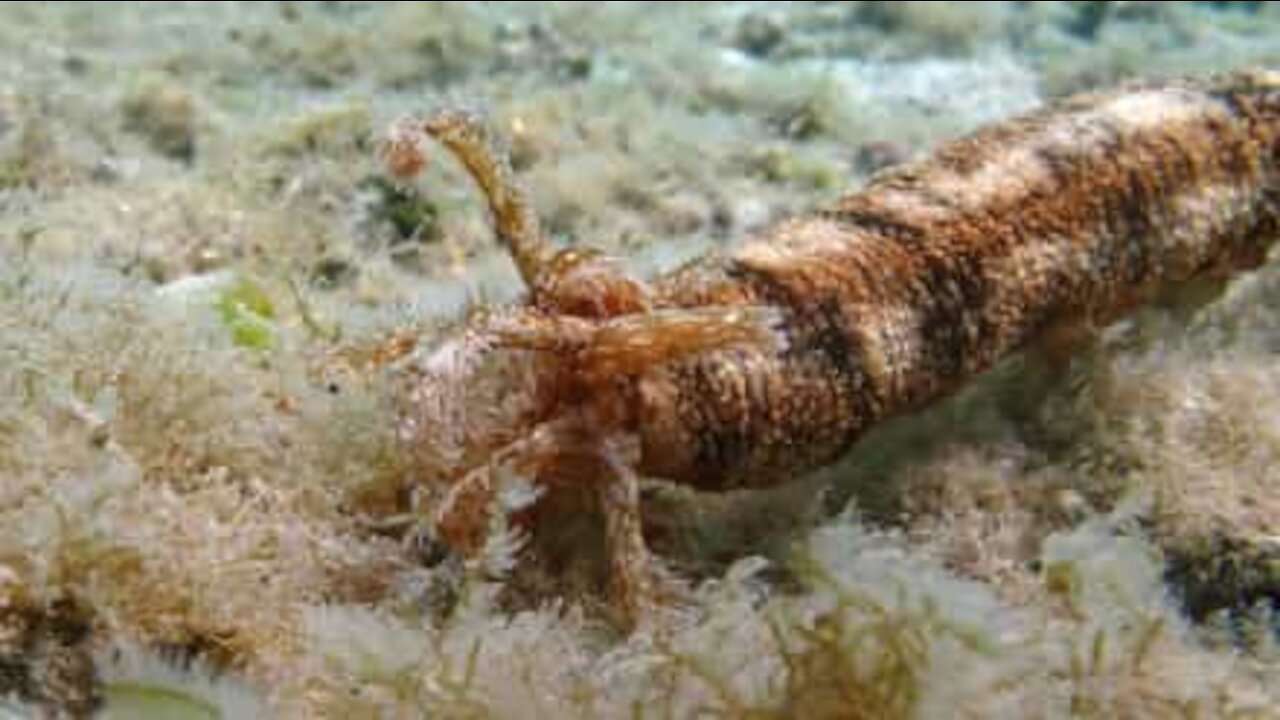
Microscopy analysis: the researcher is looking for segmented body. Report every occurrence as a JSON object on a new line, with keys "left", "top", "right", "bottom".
{"left": 388, "top": 71, "right": 1280, "bottom": 626}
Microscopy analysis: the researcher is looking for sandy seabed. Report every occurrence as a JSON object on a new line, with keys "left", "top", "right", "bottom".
{"left": 1, "top": 2, "right": 1279, "bottom": 717}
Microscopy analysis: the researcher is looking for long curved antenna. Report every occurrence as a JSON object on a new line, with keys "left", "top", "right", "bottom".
{"left": 381, "top": 109, "right": 552, "bottom": 289}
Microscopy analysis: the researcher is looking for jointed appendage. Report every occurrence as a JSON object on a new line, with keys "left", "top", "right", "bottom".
{"left": 388, "top": 107, "right": 780, "bottom": 626}
{"left": 382, "top": 108, "right": 552, "bottom": 289}
{"left": 598, "top": 436, "right": 661, "bottom": 624}
{"left": 382, "top": 109, "right": 653, "bottom": 317}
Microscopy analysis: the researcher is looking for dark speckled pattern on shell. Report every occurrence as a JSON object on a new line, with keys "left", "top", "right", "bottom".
{"left": 638, "top": 73, "right": 1280, "bottom": 490}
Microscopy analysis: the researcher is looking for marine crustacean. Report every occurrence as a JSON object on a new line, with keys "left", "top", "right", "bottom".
{"left": 382, "top": 71, "right": 1280, "bottom": 627}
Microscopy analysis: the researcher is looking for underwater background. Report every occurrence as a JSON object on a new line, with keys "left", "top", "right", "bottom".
{"left": 1, "top": 2, "right": 1279, "bottom": 717}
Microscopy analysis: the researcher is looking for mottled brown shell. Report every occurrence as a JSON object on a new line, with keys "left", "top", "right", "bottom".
{"left": 392, "top": 71, "right": 1280, "bottom": 626}
{"left": 637, "top": 71, "right": 1279, "bottom": 491}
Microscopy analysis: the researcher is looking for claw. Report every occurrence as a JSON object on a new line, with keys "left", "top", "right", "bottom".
{"left": 382, "top": 108, "right": 552, "bottom": 290}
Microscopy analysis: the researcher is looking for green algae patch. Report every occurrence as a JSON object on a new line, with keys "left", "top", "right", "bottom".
{"left": 214, "top": 277, "right": 276, "bottom": 351}
{"left": 101, "top": 682, "right": 222, "bottom": 720}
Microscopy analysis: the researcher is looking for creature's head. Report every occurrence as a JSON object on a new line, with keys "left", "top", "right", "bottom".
{"left": 382, "top": 107, "right": 783, "bottom": 553}
{"left": 389, "top": 310, "right": 562, "bottom": 554}
{"left": 396, "top": 314, "right": 557, "bottom": 485}
{"left": 395, "top": 300, "right": 785, "bottom": 553}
